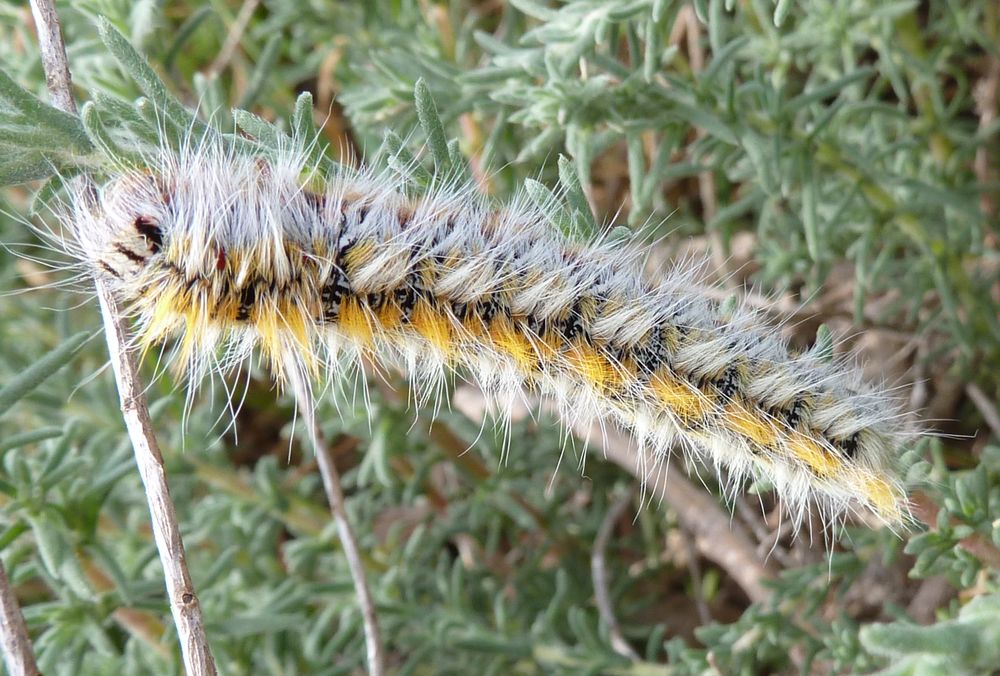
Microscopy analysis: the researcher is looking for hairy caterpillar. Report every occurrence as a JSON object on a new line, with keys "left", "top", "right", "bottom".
{"left": 69, "top": 133, "right": 908, "bottom": 528}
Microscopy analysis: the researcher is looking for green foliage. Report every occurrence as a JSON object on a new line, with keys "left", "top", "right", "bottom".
{"left": 0, "top": 332, "right": 90, "bottom": 417}
{"left": 0, "top": 0, "right": 997, "bottom": 673}
{"left": 0, "top": 69, "right": 93, "bottom": 184}
{"left": 861, "top": 594, "right": 1000, "bottom": 675}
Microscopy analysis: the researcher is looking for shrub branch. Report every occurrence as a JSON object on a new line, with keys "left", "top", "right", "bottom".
{"left": 27, "top": 2, "right": 217, "bottom": 673}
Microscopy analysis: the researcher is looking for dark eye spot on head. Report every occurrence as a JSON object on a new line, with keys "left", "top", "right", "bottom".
{"left": 134, "top": 216, "right": 163, "bottom": 253}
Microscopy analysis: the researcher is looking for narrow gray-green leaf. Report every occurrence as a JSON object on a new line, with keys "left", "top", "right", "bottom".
{"left": 98, "top": 18, "right": 198, "bottom": 132}
{"left": 0, "top": 150, "right": 62, "bottom": 187}
{"left": 0, "top": 70, "right": 92, "bottom": 151}
{"left": 81, "top": 101, "right": 144, "bottom": 168}
{"left": 0, "top": 428, "right": 63, "bottom": 454}
{"left": 233, "top": 109, "right": 284, "bottom": 148}
{"left": 292, "top": 92, "right": 317, "bottom": 142}
{"left": 557, "top": 154, "right": 595, "bottom": 238}
{"left": 0, "top": 332, "right": 91, "bottom": 416}
{"left": 773, "top": 0, "right": 794, "bottom": 26}
{"left": 414, "top": 79, "right": 451, "bottom": 173}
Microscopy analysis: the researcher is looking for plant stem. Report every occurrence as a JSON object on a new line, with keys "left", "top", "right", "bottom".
{"left": 28, "top": 2, "right": 217, "bottom": 673}
{"left": 0, "top": 559, "right": 38, "bottom": 676}
{"left": 297, "top": 385, "right": 385, "bottom": 676}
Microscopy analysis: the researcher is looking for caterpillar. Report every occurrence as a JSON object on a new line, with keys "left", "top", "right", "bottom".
{"left": 69, "top": 134, "right": 908, "bottom": 528}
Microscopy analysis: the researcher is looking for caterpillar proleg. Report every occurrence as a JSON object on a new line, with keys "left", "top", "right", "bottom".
{"left": 70, "top": 131, "right": 908, "bottom": 528}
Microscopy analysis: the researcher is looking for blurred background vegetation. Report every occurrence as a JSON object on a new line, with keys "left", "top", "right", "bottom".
{"left": 0, "top": 0, "right": 999, "bottom": 673}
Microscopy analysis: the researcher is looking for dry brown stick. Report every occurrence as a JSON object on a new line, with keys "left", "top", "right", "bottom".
{"left": 677, "top": 6, "right": 727, "bottom": 283}
{"left": 973, "top": 56, "right": 999, "bottom": 221}
{"left": 734, "top": 497, "right": 795, "bottom": 567}
{"left": 585, "top": 426, "right": 776, "bottom": 604}
{"left": 206, "top": 0, "right": 261, "bottom": 79}
{"left": 96, "top": 292, "right": 216, "bottom": 675}
{"left": 28, "top": 2, "right": 217, "bottom": 673}
{"left": 449, "top": 386, "right": 776, "bottom": 604}
{"left": 676, "top": 524, "right": 712, "bottom": 625}
{"left": 0, "top": 559, "right": 39, "bottom": 676}
{"left": 591, "top": 490, "right": 641, "bottom": 661}
{"left": 295, "top": 384, "right": 384, "bottom": 675}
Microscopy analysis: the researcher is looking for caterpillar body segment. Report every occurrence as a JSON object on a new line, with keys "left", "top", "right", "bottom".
{"left": 74, "top": 139, "right": 908, "bottom": 526}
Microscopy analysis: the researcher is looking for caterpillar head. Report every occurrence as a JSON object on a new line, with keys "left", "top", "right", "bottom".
{"left": 79, "top": 172, "right": 170, "bottom": 286}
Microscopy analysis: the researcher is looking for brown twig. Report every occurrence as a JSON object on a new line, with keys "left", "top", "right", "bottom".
{"left": 591, "top": 490, "right": 641, "bottom": 660}
{"left": 734, "top": 497, "right": 796, "bottom": 568}
{"left": 677, "top": 7, "right": 727, "bottom": 282}
{"left": 906, "top": 575, "right": 956, "bottom": 625}
{"left": 27, "top": 1, "right": 74, "bottom": 113}
{"left": 28, "top": 2, "right": 217, "bottom": 673}
{"left": 449, "top": 384, "right": 776, "bottom": 604}
{"left": 581, "top": 426, "right": 776, "bottom": 605}
{"left": 294, "top": 379, "right": 384, "bottom": 675}
{"left": 205, "top": 0, "right": 261, "bottom": 79}
{"left": 96, "top": 293, "right": 216, "bottom": 675}
{"left": 676, "top": 524, "right": 712, "bottom": 625}
{"left": 973, "top": 56, "right": 999, "bottom": 222}
{"left": 0, "top": 559, "right": 39, "bottom": 676}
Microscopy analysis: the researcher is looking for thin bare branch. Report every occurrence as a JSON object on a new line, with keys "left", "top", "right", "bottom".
{"left": 0, "top": 559, "right": 39, "bottom": 676}
{"left": 585, "top": 426, "right": 776, "bottom": 605}
{"left": 973, "top": 55, "right": 999, "bottom": 220}
{"left": 591, "top": 490, "right": 641, "bottom": 660}
{"left": 28, "top": 2, "right": 216, "bottom": 673}
{"left": 95, "top": 291, "right": 217, "bottom": 675}
{"left": 451, "top": 385, "right": 777, "bottom": 605}
{"left": 678, "top": 6, "right": 726, "bottom": 282}
{"left": 296, "top": 386, "right": 384, "bottom": 675}
{"left": 676, "top": 525, "right": 712, "bottom": 625}
{"left": 206, "top": 0, "right": 262, "bottom": 79}
{"left": 27, "top": 0, "right": 74, "bottom": 114}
